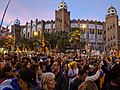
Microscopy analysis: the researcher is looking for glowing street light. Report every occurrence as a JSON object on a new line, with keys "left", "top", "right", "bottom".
{"left": 7, "top": 34, "right": 12, "bottom": 38}
{"left": 34, "top": 31, "right": 38, "bottom": 36}
{"left": 82, "top": 24, "right": 87, "bottom": 29}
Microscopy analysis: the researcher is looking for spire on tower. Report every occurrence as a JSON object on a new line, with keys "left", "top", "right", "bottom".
{"left": 58, "top": 0, "right": 67, "bottom": 10}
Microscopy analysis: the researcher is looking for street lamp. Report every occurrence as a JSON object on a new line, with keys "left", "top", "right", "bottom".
{"left": 7, "top": 34, "right": 12, "bottom": 38}
{"left": 34, "top": 31, "right": 38, "bottom": 37}
{"left": 45, "top": 41, "right": 51, "bottom": 52}
{"left": 0, "top": 0, "right": 11, "bottom": 32}
{"left": 81, "top": 24, "right": 89, "bottom": 55}
{"left": 33, "top": 31, "right": 39, "bottom": 51}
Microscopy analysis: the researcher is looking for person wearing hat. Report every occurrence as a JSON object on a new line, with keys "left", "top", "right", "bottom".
{"left": 0, "top": 68, "right": 40, "bottom": 90}
{"left": 68, "top": 61, "right": 78, "bottom": 90}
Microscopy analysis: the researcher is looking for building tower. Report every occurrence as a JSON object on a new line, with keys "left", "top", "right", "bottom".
{"left": 105, "top": 5, "right": 119, "bottom": 52}
{"left": 55, "top": 0, "right": 70, "bottom": 32}
{"left": 11, "top": 18, "right": 21, "bottom": 50}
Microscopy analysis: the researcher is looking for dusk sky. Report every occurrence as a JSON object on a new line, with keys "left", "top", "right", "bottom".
{"left": 0, "top": 0, "right": 120, "bottom": 28}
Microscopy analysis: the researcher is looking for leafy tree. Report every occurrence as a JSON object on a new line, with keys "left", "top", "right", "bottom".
{"left": 44, "top": 32, "right": 56, "bottom": 49}
{"left": 69, "top": 29, "right": 83, "bottom": 52}
{"left": 19, "top": 38, "right": 31, "bottom": 51}
{"left": 55, "top": 31, "right": 70, "bottom": 52}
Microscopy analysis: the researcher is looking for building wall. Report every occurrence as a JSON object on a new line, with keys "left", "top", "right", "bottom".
{"left": 11, "top": 2, "right": 119, "bottom": 52}
{"left": 55, "top": 9, "right": 70, "bottom": 32}
{"left": 105, "top": 15, "right": 119, "bottom": 51}
{"left": 70, "top": 19, "right": 104, "bottom": 51}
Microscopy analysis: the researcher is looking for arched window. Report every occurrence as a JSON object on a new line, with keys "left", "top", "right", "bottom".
{"left": 28, "top": 32, "right": 29, "bottom": 38}
{"left": 114, "top": 42, "right": 116, "bottom": 46}
{"left": 108, "top": 38, "right": 110, "bottom": 42}
{"left": 111, "top": 36, "right": 112, "bottom": 40}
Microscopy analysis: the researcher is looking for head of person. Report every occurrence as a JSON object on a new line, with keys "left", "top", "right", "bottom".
{"left": 23, "top": 61, "right": 31, "bottom": 69}
{"left": 77, "top": 60, "right": 84, "bottom": 68}
{"left": 40, "top": 72, "right": 56, "bottom": 90}
{"left": 52, "top": 61, "right": 61, "bottom": 75}
{"left": 111, "top": 64, "right": 120, "bottom": 79}
{"left": 78, "top": 69, "right": 87, "bottom": 80}
{"left": 89, "top": 65, "right": 95, "bottom": 72}
{"left": 63, "top": 63, "right": 68, "bottom": 71}
{"left": 17, "top": 68, "right": 39, "bottom": 90}
{"left": 46, "top": 58, "right": 51, "bottom": 66}
{"left": 71, "top": 61, "right": 77, "bottom": 69}
{"left": 0, "top": 61, "right": 5, "bottom": 70}
{"left": 30, "top": 63, "right": 42, "bottom": 78}
{"left": 27, "top": 62, "right": 31, "bottom": 68}
{"left": 2, "top": 65, "right": 15, "bottom": 79}
{"left": 78, "top": 80, "right": 98, "bottom": 90}
{"left": 30, "top": 57, "right": 36, "bottom": 64}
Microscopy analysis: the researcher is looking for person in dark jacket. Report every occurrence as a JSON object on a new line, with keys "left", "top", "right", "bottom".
{"left": 0, "top": 68, "right": 40, "bottom": 90}
{"left": 52, "top": 61, "right": 68, "bottom": 90}
{"left": 70, "top": 69, "right": 86, "bottom": 90}
{"left": 106, "top": 63, "right": 120, "bottom": 90}
{"left": 102, "top": 60, "right": 113, "bottom": 90}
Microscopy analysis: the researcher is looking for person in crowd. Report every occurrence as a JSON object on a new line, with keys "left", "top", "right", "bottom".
{"left": 78, "top": 80, "right": 98, "bottom": 90}
{"left": 62, "top": 63, "right": 68, "bottom": 76}
{"left": 0, "top": 68, "right": 40, "bottom": 90}
{"left": 88, "top": 65, "right": 95, "bottom": 76}
{"left": 70, "top": 69, "right": 87, "bottom": 90}
{"left": 52, "top": 61, "right": 68, "bottom": 90}
{"left": 68, "top": 61, "right": 78, "bottom": 90}
{"left": 30, "top": 63, "right": 43, "bottom": 82}
{"left": 40, "top": 72, "right": 56, "bottom": 90}
{"left": 4, "top": 58, "right": 12, "bottom": 66}
{"left": 40, "top": 61, "right": 47, "bottom": 73}
{"left": 2, "top": 65, "right": 16, "bottom": 80}
{"left": 101, "top": 59, "right": 113, "bottom": 90}
{"left": 85, "top": 64, "right": 101, "bottom": 81}
{"left": 62, "top": 62, "right": 69, "bottom": 89}
{"left": 77, "top": 60, "right": 84, "bottom": 69}
{"left": 46, "top": 58, "right": 52, "bottom": 72}
{"left": 0, "top": 61, "right": 6, "bottom": 84}
{"left": 106, "top": 63, "right": 120, "bottom": 90}
{"left": 22, "top": 61, "right": 31, "bottom": 69}
{"left": 30, "top": 57, "right": 37, "bottom": 64}
{"left": 70, "top": 64, "right": 101, "bottom": 90}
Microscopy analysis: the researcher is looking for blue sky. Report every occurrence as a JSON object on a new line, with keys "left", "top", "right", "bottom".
{"left": 0, "top": 0, "right": 120, "bottom": 28}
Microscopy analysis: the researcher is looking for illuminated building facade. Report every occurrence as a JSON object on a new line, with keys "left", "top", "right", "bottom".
{"left": 11, "top": 1, "right": 120, "bottom": 52}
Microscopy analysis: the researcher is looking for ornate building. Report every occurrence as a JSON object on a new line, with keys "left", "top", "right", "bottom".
{"left": 11, "top": 0, "right": 120, "bottom": 53}
{"left": 55, "top": 1, "right": 70, "bottom": 32}
{"left": 105, "top": 5, "right": 120, "bottom": 52}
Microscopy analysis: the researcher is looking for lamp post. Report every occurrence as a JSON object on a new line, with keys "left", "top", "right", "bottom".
{"left": 33, "top": 31, "right": 39, "bottom": 52}
{"left": 0, "top": 0, "right": 11, "bottom": 33}
{"left": 45, "top": 40, "right": 51, "bottom": 52}
{"left": 82, "top": 24, "right": 89, "bottom": 56}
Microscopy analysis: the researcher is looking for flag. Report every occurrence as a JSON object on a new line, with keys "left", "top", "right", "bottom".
{"left": 56, "top": 44, "right": 58, "bottom": 50}
{"left": 41, "top": 34, "right": 45, "bottom": 47}
{"left": 45, "top": 47, "right": 49, "bottom": 51}
{"left": 17, "top": 46, "right": 20, "bottom": 52}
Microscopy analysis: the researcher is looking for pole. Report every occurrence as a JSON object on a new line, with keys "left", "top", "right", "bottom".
{"left": 45, "top": 41, "right": 51, "bottom": 52}
{"left": 86, "top": 26, "right": 88, "bottom": 57}
{"left": 103, "top": 39, "right": 116, "bottom": 52}
{"left": 0, "top": 0, "right": 11, "bottom": 33}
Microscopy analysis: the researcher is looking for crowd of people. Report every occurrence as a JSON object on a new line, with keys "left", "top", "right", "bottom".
{"left": 0, "top": 52, "right": 120, "bottom": 90}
